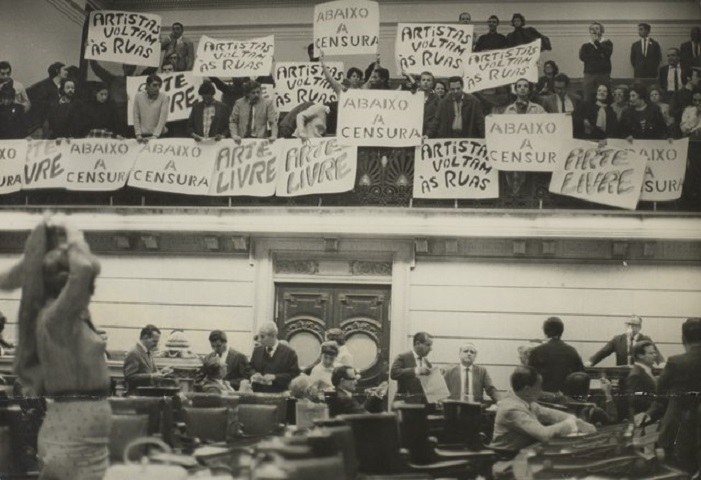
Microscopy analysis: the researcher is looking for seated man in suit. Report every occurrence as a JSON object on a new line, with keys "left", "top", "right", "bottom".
{"left": 443, "top": 342, "right": 501, "bottom": 404}
{"left": 491, "top": 366, "right": 596, "bottom": 453}
{"left": 202, "top": 330, "right": 252, "bottom": 390}
{"left": 249, "top": 322, "right": 300, "bottom": 393}
{"left": 585, "top": 315, "right": 664, "bottom": 367}
{"left": 543, "top": 73, "right": 582, "bottom": 114}
{"left": 123, "top": 324, "right": 173, "bottom": 396}
{"left": 330, "top": 365, "right": 383, "bottom": 416}
{"left": 390, "top": 331, "right": 434, "bottom": 404}
{"left": 626, "top": 340, "right": 658, "bottom": 418}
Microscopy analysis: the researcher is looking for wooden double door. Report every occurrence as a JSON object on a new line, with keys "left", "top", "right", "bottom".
{"left": 275, "top": 284, "right": 391, "bottom": 388}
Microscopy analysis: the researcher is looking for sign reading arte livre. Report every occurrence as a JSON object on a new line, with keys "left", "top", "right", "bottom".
{"left": 396, "top": 23, "right": 473, "bottom": 77}
{"left": 85, "top": 10, "right": 161, "bottom": 67}
{"left": 209, "top": 140, "right": 277, "bottom": 197}
{"left": 193, "top": 35, "right": 274, "bottom": 77}
{"left": 313, "top": 0, "right": 379, "bottom": 56}
{"left": 0, "top": 140, "right": 27, "bottom": 195}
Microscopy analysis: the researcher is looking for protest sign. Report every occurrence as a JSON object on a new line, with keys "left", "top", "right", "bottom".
{"left": 63, "top": 139, "right": 138, "bottom": 191}
{"left": 462, "top": 40, "right": 540, "bottom": 93}
{"left": 23, "top": 140, "right": 69, "bottom": 190}
{"left": 0, "top": 140, "right": 27, "bottom": 195}
{"left": 85, "top": 11, "right": 161, "bottom": 67}
{"left": 337, "top": 89, "right": 424, "bottom": 147}
{"left": 414, "top": 139, "right": 498, "bottom": 199}
{"left": 276, "top": 138, "right": 357, "bottom": 196}
{"left": 274, "top": 62, "right": 344, "bottom": 112}
{"left": 193, "top": 35, "right": 274, "bottom": 77}
{"left": 313, "top": 0, "right": 379, "bottom": 56}
{"left": 485, "top": 113, "right": 572, "bottom": 172}
{"left": 549, "top": 139, "right": 646, "bottom": 210}
{"left": 128, "top": 139, "right": 215, "bottom": 195}
{"left": 209, "top": 139, "right": 277, "bottom": 197}
{"left": 608, "top": 138, "right": 689, "bottom": 202}
{"left": 127, "top": 72, "right": 220, "bottom": 125}
{"left": 395, "top": 23, "right": 473, "bottom": 77}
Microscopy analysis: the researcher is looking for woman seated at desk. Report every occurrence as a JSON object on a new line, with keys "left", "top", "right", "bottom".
{"left": 201, "top": 357, "right": 235, "bottom": 394}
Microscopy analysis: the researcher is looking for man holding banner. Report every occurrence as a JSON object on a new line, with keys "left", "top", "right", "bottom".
{"left": 427, "top": 76, "right": 485, "bottom": 138}
{"left": 229, "top": 81, "right": 278, "bottom": 143}
{"left": 187, "top": 82, "right": 229, "bottom": 141}
{"left": 133, "top": 74, "right": 170, "bottom": 142}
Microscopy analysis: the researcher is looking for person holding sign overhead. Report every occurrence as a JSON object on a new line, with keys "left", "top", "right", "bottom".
{"left": 505, "top": 13, "right": 551, "bottom": 51}
{"left": 228, "top": 80, "right": 278, "bottom": 143}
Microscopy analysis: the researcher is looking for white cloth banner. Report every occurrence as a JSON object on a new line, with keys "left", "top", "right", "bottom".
{"left": 337, "top": 89, "right": 424, "bottom": 147}
{"left": 0, "top": 140, "right": 27, "bottom": 194}
{"left": 414, "top": 139, "right": 498, "bottom": 199}
{"left": 462, "top": 40, "right": 540, "bottom": 93}
{"left": 193, "top": 35, "right": 274, "bottom": 77}
{"left": 313, "top": 0, "right": 379, "bottom": 56}
{"left": 608, "top": 138, "right": 689, "bottom": 202}
{"left": 549, "top": 139, "right": 647, "bottom": 210}
{"left": 85, "top": 10, "right": 161, "bottom": 67}
{"left": 485, "top": 113, "right": 573, "bottom": 172}
{"left": 274, "top": 62, "right": 344, "bottom": 112}
{"left": 395, "top": 23, "right": 474, "bottom": 77}
{"left": 63, "top": 139, "right": 138, "bottom": 191}
{"left": 209, "top": 139, "right": 277, "bottom": 197}
{"left": 276, "top": 138, "right": 357, "bottom": 196}
{"left": 23, "top": 140, "right": 69, "bottom": 190}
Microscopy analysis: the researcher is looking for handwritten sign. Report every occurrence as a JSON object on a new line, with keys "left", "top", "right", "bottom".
{"left": 128, "top": 139, "right": 215, "bottom": 195}
{"left": 313, "top": 0, "right": 379, "bottom": 56}
{"left": 414, "top": 139, "right": 498, "bottom": 199}
{"left": 608, "top": 138, "right": 689, "bottom": 202}
{"left": 485, "top": 113, "right": 572, "bottom": 172}
{"left": 395, "top": 24, "right": 473, "bottom": 77}
{"left": 126, "top": 72, "right": 220, "bottom": 125}
{"left": 63, "top": 139, "right": 138, "bottom": 191}
{"left": 209, "top": 139, "right": 277, "bottom": 197}
{"left": 277, "top": 138, "right": 356, "bottom": 196}
{"left": 85, "top": 11, "right": 161, "bottom": 67}
{"left": 193, "top": 35, "right": 274, "bottom": 77}
{"left": 337, "top": 89, "right": 424, "bottom": 147}
{"left": 549, "top": 139, "right": 646, "bottom": 210}
{"left": 23, "top": 140, "right": 68, "bottom": 190}
{"left": 0, "top": 140, "right": 27, "bottom": 195}
{"left": 462, "top": 40, "right": 540, "bottom": 93}
{"left": 274, "top": 62, "right": 344, "bottom": 112}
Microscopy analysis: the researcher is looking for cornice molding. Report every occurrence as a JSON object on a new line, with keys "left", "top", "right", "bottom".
{"left": 45, "top": 0, "right": 86, "bottom": 26}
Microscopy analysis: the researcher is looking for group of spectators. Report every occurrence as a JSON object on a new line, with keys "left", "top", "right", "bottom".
{"left": 1, "top": 16, "right": 700, "bottom": 144}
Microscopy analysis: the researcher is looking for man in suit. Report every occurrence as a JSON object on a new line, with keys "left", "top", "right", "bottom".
{"left": 528, "top": 317, "right": 585, "bottom": 393}
{"left": 586, "top": 315, "right": 664, "bottom": 367}
{"left": 659, "top": 48, "right": 690, "bottom": 100}
{"left": 643, "top": 318, "right": 701, "bottom": 474}
{"left": 670, "top": 66, "right": 701, "bottom": 123}
{"left": 161, "top": 22, "right": 195, "bottom": 72}
{"left": 680, "top": 27, "right": 701, "bottom": 69}
{"left": 630, "top": 23, "right": 662, "bottom": 79}
{"left": 626, "top": 340, "right": 658, "bottom": 418}
{"left": 426, "top": 76, "right": 485, "bottom": 138}
{"left": 543, "top": 73, "right": 582, "bottom": 114}
{"left": 390, "top": 331, "right": 433, "bottom": 404}
{"left": 187, "top": 82, "right": 229, "bottom": 141}
{"left": 330, "top": 365, "right": 383, "bottom": 416}
{"left": 123, "top": 324, "right": 173, "bottom": 396}
{"left": 202, "top": 330, "right": 251, "bottom": 390}
{"left": 443, "top": 342, "right": 501, "bottom": 403}
{"left": 228, "top": 80, "right": 278, "bottom": 143}
{"left": 249, "top": 322, "right": 300, "bottom": 393}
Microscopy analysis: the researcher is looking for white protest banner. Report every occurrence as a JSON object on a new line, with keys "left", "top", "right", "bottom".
{"left": 608, "top": 138, "right": 689, "bottom": 202}
{"left": 313, "top": 0, "right": 379, "bottom": 56}
{"left": 414, "top": 139, "right": 498, "bottom": 199}
{"left": 127, "top": 72, "right": 220, "bottom": 125}
{"left": 209, "top": 139, "right": 277, "bottom": 197}
{"left": 0, "top": 140, "right": 27, "bottom": 195}
{"left": 128, "top": 139, "right": 215, "bottom": 195}
{"left": 485, "top": 113, "right": 572, "bottom": 172}
{"left": 462, "top": 40, "right": 540, "bottom": 93}
{"left": 395, "top": 24, "right": 473, "bottom": 77}
{"left": 62, "top": 139, "right": 138, "bottom": 191}
{"left": 549, "top": 139, "right": 646, "bottom": 210}
{"left": 276, "top": 138, "right": 357, "bottom": 196}
{"left": 193, "top": 35, "right": 274, "bottom": 77}
{"left": 85, "top": 11, "right": 161, "bottom": 67}
{"left": 274, "top": 62, "right": 344, "bottom": 112}
{"left": 23, "top": 140, "right": 69, "bottom": 190}
{"left": 337, "top": 89, "right": 424, "bottom": 147}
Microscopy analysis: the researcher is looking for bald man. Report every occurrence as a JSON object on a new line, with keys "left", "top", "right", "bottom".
{"left": 249, "top": 322, "right": 300, "bottom": 393}
{"left": 443, "top": 343, "right": 501, "bottom": 403}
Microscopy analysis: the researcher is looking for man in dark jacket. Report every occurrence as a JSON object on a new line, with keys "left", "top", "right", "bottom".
{"left": 427, "top": 76, "right": 484, "bottom": 139}
{"left": 626, "top": 340, "right": 658, "bottom": 418}
{"left": 202, "top": 330, "right": 251, "bottom": 390}
{"left": 187, "top": 82, "right": 229, "bottom": 141}
{"left": 630, "top": 23, "right": 662, "bottom": 79}
{"left": 249, "top": 322, "right": 300, "bottom": 393}
{"left": 528, "top": 317, "right": 585, "bottom": 393}
{"left": 26, "top": 62, "right": 67, "bottom": 135}
{"left": 586, "top": 315, "right": 664, "bottom": 366}
{"left": 390, "top": 331, "right": 433, "bottom": 404}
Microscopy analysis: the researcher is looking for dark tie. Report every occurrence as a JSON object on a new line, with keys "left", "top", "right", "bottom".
{"left": 245, "top": 102, "right": 254, "bottom": 138}
{"left": 674, "top": 67, "right": 679, "bottom": 91}
{"left": 464, "top": 367, "right": 472, "bottom": 401}
{"left": 561, "top": 96, "right": 566, "bottom": 113}
{"left": 627, "top": 335, "right": 634, "bottom": 364}
{"left": 266, "top": 346, "right": 273, "bottom": 358}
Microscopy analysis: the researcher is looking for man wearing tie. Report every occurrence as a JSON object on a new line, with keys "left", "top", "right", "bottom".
{"left": 585, "top": 315, "right": 664, "bottom": 367}
{"left": 626, "top": 340, "right": 658, "bottom": 417}
{"left": 123, "top": 324, "right": 173, "bottom": 396}
{"left": 680, "top": 27, "right": 701, "bottom": 69}
{"left": 202, "top": 330, "right": 252, "bottom": 390}
{"left": 443, "top": 343, "right": 501, "bottom": 403}
{"left": 228, "top": 80, "right": 278, "bottom": 143}
{"left": 659, "top": 48, "right": 690, "bottom": 101}
{"left": 390, "top": 331, "right": 434, "bottom": 404}
{"left": 249, "top": 322, "right": 300, "bottom": 393}
{"left": 630, "top": 23, "right": 662, "bottom": 79}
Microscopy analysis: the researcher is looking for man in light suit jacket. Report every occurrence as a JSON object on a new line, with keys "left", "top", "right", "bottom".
{"left": 443, "top": 342, "right": 501, "bottom": 403}
{"left": 202, "top": 330, "right": 252, "bottom": 390}
{"left": 630, "top": 23, "right": 662, "bottom": 79}
{"left": 249, "top": 322, "right": 300, "bottom": 393}
{"left": 390, "top": 331, "right": 433, "bottom": 404}
{"left": 626, "top": 340, "right": 658, "bottom": 418}
{"left": 659, "top": 48, "right": 690, "bottom": 99}
{"left": 586, "top": 315, "right": 664, "bottom": 367}
{"left": 123, "top": 324, "right": 172, "bottom": 396}
{"left": 187, "top": 82, "right": 230, "bottom": 141}
{"left": 228, "top": 80, "right": 278, "bottom": 142}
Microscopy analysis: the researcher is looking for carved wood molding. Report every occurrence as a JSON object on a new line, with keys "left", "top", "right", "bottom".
{"left": 275, "top": 260, "right": 319, "bottom": 275}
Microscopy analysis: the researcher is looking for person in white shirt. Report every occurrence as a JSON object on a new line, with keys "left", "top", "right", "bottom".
{"left": 309, "top": 342, "right": 340, "bottom": 392}
{"left": 443, "top": 343, "right": 501, "bottom": 403}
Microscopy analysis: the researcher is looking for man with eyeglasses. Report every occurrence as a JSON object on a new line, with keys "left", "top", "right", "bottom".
{"left": 443, "top": 343, "right": 501, "bottom": 403}
{"left": 331, "top": 365, "right": 383, "bottom": 416}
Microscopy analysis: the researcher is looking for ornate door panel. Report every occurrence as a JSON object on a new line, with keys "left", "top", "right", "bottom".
{"left": 275, "top": 284, "right": 391, "bottom": 388}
